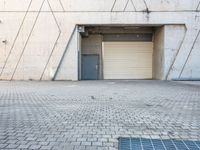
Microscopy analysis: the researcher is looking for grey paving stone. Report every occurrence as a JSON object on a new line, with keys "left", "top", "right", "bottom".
{"left": 92, "top": 141, "right": 103, "bottom": 146}
{"left": 6, "top": 139, "right": 18, "bottom": 144}
{"left": 0, "top": 81, "right": 199, "bottom": 150}
{"left": 77, "top": 138, "right": 87, "bottom": 142}
{"left": 36, "top": 137, "right": 47, "bottom": 142}
{"left": 85, "top": 146, "right": 99, "bottom": 150}
{"left": 98, "top": 138, "right": 108, "bottom": 142}
{"left": 81, "top": 141, "right": 92, "bottom": 146}
{"left": 0, "top": 139, "right": 7, "bottom": 144}
{"left": 73, "top": 145, "right": 86, "bottom": 150}
{"left": 6, "top": 144, "right": 19, "bottom": 149}
{"left": 103, "top": 142, "right": 114, "bottom": 147}
{"left": 38, "top": 141, "right": 49, "bottom": 146}
{"left": 26, "top": 137, "right": 37, "bottom": 141}
{"left": 0, "top": 136, "right": 7, "bottom": 140}
{"left": 18, "top": 144, "right": 30, "bottom": 149}
{"left": 87, "top": 137, "right": 97, "bottom": 142}
{"left": 46, "top": 137, "right": 57, "bottom": 142}
{"left": 71, "top": 141, "right": 81, "bottom": 146}
{"left": 0, "top": 144, "right": 8, "bottom": 149}
{"left": 29, "top": 144, "right": 41, "bottom": 149}
{"left": 40, "top": 145, "right": 53, "bottom": 150}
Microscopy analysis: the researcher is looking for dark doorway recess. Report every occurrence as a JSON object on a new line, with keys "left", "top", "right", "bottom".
{"left": 81, "top": 55, "right": 99, "bottom": 80}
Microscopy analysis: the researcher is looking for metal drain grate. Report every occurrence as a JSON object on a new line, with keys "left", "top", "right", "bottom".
{"left": 119, "top": 138, "right": 200, "bottom": 150}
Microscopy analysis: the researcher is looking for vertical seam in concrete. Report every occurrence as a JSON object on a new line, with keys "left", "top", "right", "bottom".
{"left": 52, "top": 26, "right": 76, "bottom": 80}
{"left": 130, "top": 0, "right": 137, "bottom": 11}
{"left": 178, "top": 29, "right": 200, "bottom": 79}
{"left": 196, "top": 1, "right": 200, "bottom": 10}
{"left": 111, "top": 0, "right": 117, "bottom": 11}
{"left": 40, "top": 0, "right": 61, "bottom": 80}
{"left": 165, "top": 25, "right": 187, "bottom": 80}
{"left": 59, "top": 0, "right": 65, "bottom": 11}
{"left": 124, "top": 0, "right": 130, "bottom": 11}
{"left": 11, "top": 0, "right": 46, "bottom": 80}
{"left": 0, "top": 0, "right": 33, "bottom": 77}
{"left": 143, "top": 0, "right": 148, "bottom": 10}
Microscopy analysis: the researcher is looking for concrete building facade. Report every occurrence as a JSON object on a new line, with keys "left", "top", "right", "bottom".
{"left": 0, "top": 0, "right": 200, "bottom": 81}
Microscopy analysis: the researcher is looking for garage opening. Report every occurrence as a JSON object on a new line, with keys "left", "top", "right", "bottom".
{"left": 79, "top": 26, "right": 160, "bottom": 80}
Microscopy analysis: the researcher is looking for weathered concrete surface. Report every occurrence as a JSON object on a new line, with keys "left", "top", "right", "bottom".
{"left": 153, "top": 26, "right": 165, "bottom": 80}
{"left": 0, "top": 0, "right": 200, "bottom": 80}
{"left": 153, "top": 25, "right": 186, "bottom": 80}
{"left": 0, "top": 81, "right": 199, "bottom": 150}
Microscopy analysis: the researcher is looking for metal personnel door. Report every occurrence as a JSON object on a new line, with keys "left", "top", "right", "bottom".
{"left": 81, "top": 55, "right": 99, "bottom": 80}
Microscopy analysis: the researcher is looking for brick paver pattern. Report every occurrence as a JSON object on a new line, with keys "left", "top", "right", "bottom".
{"left": 0, "top": 81, "right": 200, "bottom": 150}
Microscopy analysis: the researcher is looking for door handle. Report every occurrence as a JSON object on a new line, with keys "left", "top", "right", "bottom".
{"left": 96, "top": 65, "right": 98, "bottom": 70}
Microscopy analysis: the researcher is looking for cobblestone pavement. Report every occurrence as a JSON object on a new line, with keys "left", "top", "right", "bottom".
{"left": 0, "top": 80, "right": 200, "bottom": 150}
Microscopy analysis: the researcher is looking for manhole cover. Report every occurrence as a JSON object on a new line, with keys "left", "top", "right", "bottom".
{"left": 119, "top": 138, "right": 200, "bottom": 150}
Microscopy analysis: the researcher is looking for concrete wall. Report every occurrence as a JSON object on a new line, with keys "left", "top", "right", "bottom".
{"left": 181, "top": 33, "right": 200, "bottom": 80}
{"left": 153, "top": 25, "right": 186, "bottom": 80}
{"left": 164, "top": 25, "right": 186, "bottom": 80}
{"left": 0, "top": 0, "right": 200, "bottom": 80}
{"left": 55, "top": 27, "right": 79, "bottom": 81}
{"left": 153, "top": 26, "right": 165, "bottom": 80}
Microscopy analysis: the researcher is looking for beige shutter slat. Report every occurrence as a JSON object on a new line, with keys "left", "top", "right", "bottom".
{"left": 103, "top": 42, "right": 153, "bottom": 79}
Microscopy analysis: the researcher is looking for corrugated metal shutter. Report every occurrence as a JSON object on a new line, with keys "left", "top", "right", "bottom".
{"left": 103, "top": 42, "right": 153, "bottom": 79}
{"left": 103, "top": 34, "right": 153, "bottom": 42}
